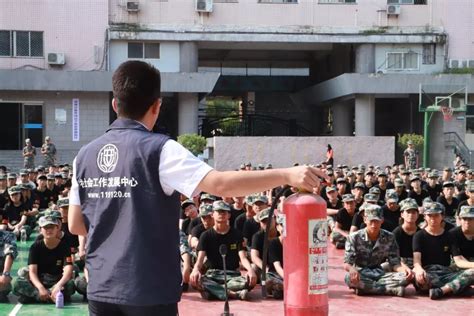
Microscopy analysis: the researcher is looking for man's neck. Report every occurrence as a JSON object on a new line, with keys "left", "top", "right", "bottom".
{"left": 402, "top": 222, "right": 417, "bottom": 234}
{"left": 366, "top": 229, "right": 380, "bottom": 241}
{"left": 214, "top": 223, "right": 230, "bottom": 234}
{"left": 426, "top": 225, "right": 443, "bottom": 236}
{"left": 44, "top": 237, "right": 60, "bottom": 249}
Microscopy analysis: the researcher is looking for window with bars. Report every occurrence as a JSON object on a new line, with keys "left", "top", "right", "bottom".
{"left": 386, "top": 52, "right": 419, "bottom": 70}
{"left": 422, "top": 44, "right": 436, "bottom": 65}
{"left": 127, "top": 42, "right": 160, "bottom": 59}
{"left": 0, "top": 30, "right": 43, "bottom": 57}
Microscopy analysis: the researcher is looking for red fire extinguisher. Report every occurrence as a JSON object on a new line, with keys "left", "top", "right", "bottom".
{"left": 282, "top": 191, "right": 328, "bottom": 316}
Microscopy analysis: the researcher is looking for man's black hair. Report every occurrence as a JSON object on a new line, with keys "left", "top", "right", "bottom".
{"left": 112, "top": 60, "right": 161, "bottom": 120}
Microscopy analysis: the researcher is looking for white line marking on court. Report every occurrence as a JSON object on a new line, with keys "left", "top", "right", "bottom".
{"left": 8, "top": 303, "right": 22, "bottom": 316}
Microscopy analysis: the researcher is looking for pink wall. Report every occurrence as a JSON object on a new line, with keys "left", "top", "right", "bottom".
{"left": 0, "top": 0, "right": 108, "bottom": 71}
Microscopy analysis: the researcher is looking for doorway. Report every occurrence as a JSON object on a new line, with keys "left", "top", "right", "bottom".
{"left": 0, "top": 103, "right": 43, "bottom": 150}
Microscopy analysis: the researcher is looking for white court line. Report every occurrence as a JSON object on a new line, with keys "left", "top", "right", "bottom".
{"left": 8, "top": 303, "right": 22, "bottom": 316}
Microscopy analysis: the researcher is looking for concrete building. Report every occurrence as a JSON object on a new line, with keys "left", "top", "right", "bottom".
{"left": 1, "top": 0, "right": 474, "bottom": 169}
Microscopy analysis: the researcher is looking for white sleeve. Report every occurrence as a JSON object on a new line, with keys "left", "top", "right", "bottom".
{"left": 69, "top": 157, "right": 81, "bottom": 206}
{"left": 159, "top": 140, "right": 213, "bottom": 198}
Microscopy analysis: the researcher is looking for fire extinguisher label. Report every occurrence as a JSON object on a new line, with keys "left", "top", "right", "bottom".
{"left": 308, "top": 219, "right": 328, "bottom": 294}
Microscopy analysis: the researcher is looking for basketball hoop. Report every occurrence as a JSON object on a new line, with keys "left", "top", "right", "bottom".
{"left": 441, "top": 106, "right": 453, "bottom": 121}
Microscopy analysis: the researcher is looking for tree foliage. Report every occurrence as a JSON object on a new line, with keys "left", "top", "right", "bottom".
{"left": 397, "top": 133, "right": 424, "bottom": 151}
{"left": 177, "top": 134, "right": 207, "bottom": 156}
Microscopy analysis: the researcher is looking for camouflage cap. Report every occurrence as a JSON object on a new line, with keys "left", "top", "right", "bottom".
{"left": 42, "top": 209, "right": 62, "bottom": 220}
{"left": 443, "top": 167, "right": 453, "bottom": 172}
{"left": 0, "top": 175, "right": 6, "bottom": 181}
{"left": 458, "top": 205, "right": 474, "bottom": 218}
{"left": 244, "top": 195, "right": 256, "bottom": 205}
{"left": 8, "top": 186, "right": 22, "bottom": 195}
{"left": 400, "top": 198, "right": 419, "bottom": 212}
{"left": 265, "top": 163, "right": 273, "bottom": 169}
{"left": 342, "top": 194, "right": 355, "bottom": 203}
{"left": 46, "top": 174, "right": 55, "bottom": 180}
{"left": 410, "top": 175, "right": 420, "bottom": 182}
{"left": 181, "top": 199, "right": 195, "bottom": 209}
{"left": 422, "top": 197, "right": 434, "bottom": 209}
{"left": 364, "top": 205, "right": 383, "bottom": 221}
{"left": 245, "top": 162, "right": 252, "bottom": 167}
{"left": 394, "top": 179, "right": 405, "bottom": 187}
{"left": 239, "top": 164, "right": 246, "bottom": 170}
{"left": 257, "top": 164, "right": 265, "bottom": 170}
{"left": 7, "top": 173, "right": 16, "bottom": 179}
{"left": 254, "top": 207, "right": 271, "bottom": 223}
{"left": 358, "top": 202, "right": 370, "bottom": 212}
{"left": 198, "top": 204, "right": 213, "bottom": 217}
{"left": 401, "top": 170, "right": 411, "bottom": 175}
{"left": 212, "top": 200, "right": 231, "bottom": 212}
{"left": 200, "top": 193, "right": 216, "bottom": 202}
{"left": 365, "top": 170, "right": 374, "bottom": 176}
{"left": 57, "top": 197, "right": 69, "bottom": 208}
{"left": 428, "top": 171, "right": 438, "bottom": 178}
{"left": 19, "top": 169, "right": 28, "bottom": 176}
{"left": 37, "top": 175, "right": 47, "bottom": 181}
{"left": 466, "top": 181, "right": 474, "bottom": 192}
{"left": 336, "top": 177, "right": 347, "bottom": 184}
{"left": 19, "top": 183, "right": 33, "bottom": 190}
{"left": 442, "top": 181, "right": 454, "bottom": 188}
{"left": 385, "top": 190, "right": 399, "bottom": 203}
{"left": 38, "top": 215, "right": 60, "bottom": 227}
{"left": 354, "top": 182, "right": 365, "bottom": 189}
{"left": 377, "top": 172, "right": 387, "bottom": 177}
{"left": 364, "top": 193, "right": 378, "bottom": 203}
{"left": 369, "top": 187, "right": 381, "bottom": 195}
{"left": 356, "top": 170, "right": 364, "bottom": 175}
{"left": 346, "top": 171, "right": 354, "bottom": 177}
{"left": 325, "top": 185, "right": 337, "bottom": 193}
{"left": 253, "top": 195, "right": 269, "bottom": 205}
{"left": 424, "top": 202, "right": 445, "bottom": 215}
{"left": 326, "top": 170, "right": 334, "bottom": 176}
{"left": 467, "top": 169, "right": 473, "bottom": 175}
{"left": 407, "top": 140, "right": 413, "bottom": 145}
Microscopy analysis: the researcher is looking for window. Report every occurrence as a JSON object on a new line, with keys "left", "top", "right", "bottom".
{"left": 0, "top": 31, "right": 43, "bottom": 57}
{"left": 386, "top": 52, "right": 419, "bottom": 70}
{"left": 319, "top": 0, "right": 356, "bottom": 4}
{"left": 127, "top": 42, "right": 160, "bottom": 59}
{"left": 422, "top": 44, "right": 436, "bottom": 65}
{"left": 387, "top": 0, "right": 427, "bottom": 4}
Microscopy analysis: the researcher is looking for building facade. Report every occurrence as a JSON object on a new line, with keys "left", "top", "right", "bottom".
{"left": 1, "top": 0, "right": 474, "bottom": 168}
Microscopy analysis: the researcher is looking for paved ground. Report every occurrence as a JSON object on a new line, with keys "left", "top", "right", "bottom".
{"left": 0, "top": 235, "right": 471, "bottom": 316}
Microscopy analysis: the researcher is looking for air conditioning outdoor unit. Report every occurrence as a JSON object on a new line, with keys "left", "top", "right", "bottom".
{"left": 47, "top": 53, "right": 66, "bottom": 65}
{"left": 127, "top": 1, "right": 139, "bottom": 12}
{"left": 387, "top": 4, "right": 401, "bottom": 16}
{"left": 196, "top": 0, "right": 213, "bottom": 13}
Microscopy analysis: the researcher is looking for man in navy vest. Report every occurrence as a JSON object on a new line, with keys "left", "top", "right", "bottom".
{"left": 68, "top": 60, "right": 328, "bottom": 316}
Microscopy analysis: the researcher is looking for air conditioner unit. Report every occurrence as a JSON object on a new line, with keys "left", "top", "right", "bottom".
{"left": 127, "top": 1, "right": 139, "bottom": 12}
{"left": 387, "top": 4, "right": 401, "bottom": 16}
{"left": 47, "top": 53, "right": 66, "bottom": 65}
{"left": 196, "top": 0, "right": 213, "bottom": 13}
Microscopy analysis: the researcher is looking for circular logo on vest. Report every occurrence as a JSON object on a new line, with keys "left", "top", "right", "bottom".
{"left": 97, "top": 144, "right": 119, "bottom": 173}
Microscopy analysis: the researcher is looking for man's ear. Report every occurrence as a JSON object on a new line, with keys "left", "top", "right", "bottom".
{"left": 151, "top": 98, "right": 162, "bottom": 115}
{"left": 112, "top": 98, "right": 119, "bottom": 114}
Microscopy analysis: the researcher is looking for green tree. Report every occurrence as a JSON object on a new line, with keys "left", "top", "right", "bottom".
{"left": 177, "top": 134, "right": 207, "bottom": 156}
{"left": 397, "top": 133, "right": 424, "bottom": 151}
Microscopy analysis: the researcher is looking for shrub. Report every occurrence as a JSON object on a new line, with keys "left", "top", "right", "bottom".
{"left": 177, "top": 134, "right": 207, "bottom": 156}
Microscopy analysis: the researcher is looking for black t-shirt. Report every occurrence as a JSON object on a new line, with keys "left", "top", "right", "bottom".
{"left": 2, "top": 202, "right": 28, "bottom": 224}
{"left": 197, "top": 228, "right": 244, "bottom": 271}
{"left": 181, "top": 218, "right": 191, "bottom": 234}
{"left": 234, "top": 213, "right": 247, "bottom": 233}
{"left": 424, "top": 183, "right": 442, "bottom": 201}
{"left": 351, "top": 211, "right": 365, "bottom": 230}
{"left": 268, "top": 237, "right": 283, "bottom": 272}
{"left": 408, "top": 189, "right": 429, "bottom": 206}
{"left": 230, "top": 206, "right": 244, "bottom": 228}
{"left": 0, "top": 190, "right": 8, "bottom": 210}
{"left": 398, "top": 190, "right": 408, "bottom": 202}
{"left": 449, "top": 227, "right": 474, "bottom": 260}
{"left": 28, "top": 239, "right": 72, "bottom": 276}
{"left": 413, "top": 229, "right": 452, "bottom": 267}
{"left": 242, "top": 217, "right": 260, "bottom": 243}
{"left": 392, "top": 225, "right": 419, "bottom": 258}
{"left": 251, "top": 229, "right": 265, "bottom": 253}
{"left": 34, "top": 188, "right": 54, "bottom": 210}
{"left": 187, "top": 217, "right": 201, "bottom": 235}
{"left": 436, "top": 196, "right": 459, "bottom": 217}
{"left": 457, "top": 192, "right": 468, "bottom": 203}
{"left": 381, "top": 205, "right": 401, "bottom": 232}
{"left": 326, "top": 199, "right": 342, "bottom": 211}
{"left": 336, "top": 208, "right": 355, "bottom": 232}
{"left": 191, "top": 223, "right": 207, "bottom": 239}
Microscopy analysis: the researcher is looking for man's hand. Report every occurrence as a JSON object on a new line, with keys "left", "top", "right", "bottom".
{"left": 190, "top": 269, "right": 202, "bottom": 289}
{"left": 0, "top": 275, "right": 11, "bottom": 288}
{"left": 349, "top": 266, "right": 360, "bottom": 284}
{"left": 50, "top": 284, "right": 62, "bottom": 302}
{"left": 247, "top": 269, "right": 257, "bottom": 288}
{"left": 403, "top": 267, "right": 414, "bottom": 281}
{"left": 285, "top": 166, "right": 329, "bottom": 193}
{"left": 38, "top": 287, "right": 50, "bottom": 302}
{"left": 414, "top": 267, "right": 427, "bottom": 285}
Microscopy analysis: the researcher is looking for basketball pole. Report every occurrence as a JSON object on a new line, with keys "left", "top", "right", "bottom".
{"left": 422, "top": 111, "right": 435, "bottom": 168}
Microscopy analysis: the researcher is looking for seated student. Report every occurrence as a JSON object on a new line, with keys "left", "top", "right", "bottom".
{"left": 455, "top": 181, "right": 474, "bottom": 224}
{"left": 242, "top": 195, "right": 268, "bottom": 247}
{"left": 267, "top": 214, "right": 284, "bottom": 299}
{"left": 250, "top": 208, "right": 278, "bottom": 279}
{"left": 392, "top": 198, "right": 420, "bottom": 269}
{"left": 450, "top": 205, "right": 474, "bottom": 269}
{"left": 190, "top": 204, "right": 215, "bottom": 250}
{"left": 436, "top": 181, "right": 459, "bottom": 225}
{"left": 350, "top": 193, "right": 378, "bottom": 233}
{"left": 33, "top": 175, "right": 54, "bottom": 211}
{"left": 56, "top": 198, "right": 79, "bottom": 255}
{"left": 381, "top": 190, "right": 401, "bottom": 232}
{"left": 331, "top": 194, "right": 357, "bottom": 249}
{"left": 1, "top": 186, "right": 32, "bottom": 240}
{"left": 13, "top": 214, "right": 75, "bottom": 304}
{"left": 368, "top": 187, "right": 384, "bottom": 206}
{"left": 190, "top": 201, "right": 257, "bottom": 301}
{"left": 413, "top": 202, "right": 474, "bottom": 300}
{"left": 394, "top": 178, "right": 408, "bottom": 202}
{"left": 180, "top": 199, "right": 199, "bottom": 235}
{"left": 424, "top": 171, "right": 442, "bottom": 201}
{"left": 325, "top": 186, "right": 342, "bottom": 231}
{"left": 234, "top": 195, "right": 255, "bottom": 234}
{"left": 352, "top": 182, "right": 365, "bottom": 209}
{"left": 408, "top": 176, "right": 429, "bottom": 206}
{"left": 344, "top": 205, "right": 412, "bottom": 297}
{"left": 229, "top": 196, "right": 245, "bottom": 228}
{"left": 0, "top": 230, "right": 18, "bottom": 302}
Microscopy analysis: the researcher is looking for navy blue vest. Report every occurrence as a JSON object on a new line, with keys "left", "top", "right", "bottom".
{"left": 75, "top": 118, "right": 181, "bottom": 306}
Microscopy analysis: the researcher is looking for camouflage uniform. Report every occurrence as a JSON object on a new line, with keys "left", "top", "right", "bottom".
{"left": 403, "top": 147, "right": 418, "bottom": 170}
{"left": 344, "top": 210, "right": 409, "bottom": 295}
{"left": 418, "top": 265, "right": 474, "bottom": 294}
{"left": 22, "top": 145, "right": 36, "bottom": 169}
{"left": 0, "top": 231, "right": 18, "bottom": 298}
{"left": 13, "top": 267, "right": 75, "bottom": 301}
{"left": 201, "top": 269, "right": 249, "bottom": 300}
{"left": 41, "top": 141, "right": 57, "bottom": 168}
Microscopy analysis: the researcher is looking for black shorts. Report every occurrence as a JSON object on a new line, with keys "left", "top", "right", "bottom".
{"left": 88, "top": 299, "right": 178, "bottom": 316}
